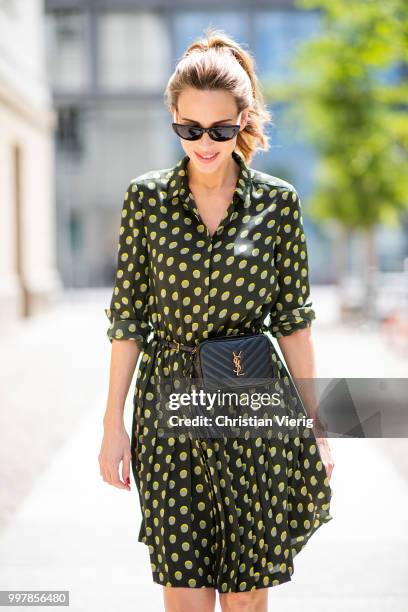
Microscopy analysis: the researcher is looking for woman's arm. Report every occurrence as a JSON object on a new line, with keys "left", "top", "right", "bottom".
{"left": 267, "top": 185, "right": 334, "bottom": 480}
{"left": 277, "top": 327, "right": 334, "bottom": 481}
{"left": 103, "top": 339, "right": 140, "bottom": 432}
{"left": 276, "top": 326, "right": 321, "bottom": 427}
{"left": 99, "top": 179, "right": 152, "bottom": 491}
{"left": 99, "top": 340, "right": 140, "bottom": 492}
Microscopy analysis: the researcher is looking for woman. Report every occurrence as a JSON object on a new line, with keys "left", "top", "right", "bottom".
{"left": 99, "top": 27, "right": 334, "bottom": 612}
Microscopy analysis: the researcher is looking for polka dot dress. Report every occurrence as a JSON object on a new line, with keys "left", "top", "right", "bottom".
{"left": 104, "top": 150, "right": 333, "bottom": 592}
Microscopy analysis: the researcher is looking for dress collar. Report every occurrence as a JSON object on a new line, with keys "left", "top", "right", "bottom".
{"left": 165, "top": 149, "right": 252, "bottom": 208}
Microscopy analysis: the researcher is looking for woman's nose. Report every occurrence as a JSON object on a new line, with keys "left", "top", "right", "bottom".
{"left": 201, "top": 131, "right": 214, "bottom": 145}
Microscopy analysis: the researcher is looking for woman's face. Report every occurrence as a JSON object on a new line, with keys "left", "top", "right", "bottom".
{"left": 172, "top": 88, "right": 249, "bottom": 174}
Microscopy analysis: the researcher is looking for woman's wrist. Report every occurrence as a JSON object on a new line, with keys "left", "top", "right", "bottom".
{"left": 103, "top": 411, "right": 125, "bottom": 432}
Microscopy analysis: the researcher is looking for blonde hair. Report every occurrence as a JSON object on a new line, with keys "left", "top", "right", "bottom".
{"left": 164, "top": 26, "right": 272, "bottom": 165}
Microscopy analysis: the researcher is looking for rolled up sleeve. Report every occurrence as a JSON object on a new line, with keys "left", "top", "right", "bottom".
{"left": 268, "top": 187, "right": 316, "bottom": 338}
{"left": 104, "top": 180, "right": 153, "bottom": 349}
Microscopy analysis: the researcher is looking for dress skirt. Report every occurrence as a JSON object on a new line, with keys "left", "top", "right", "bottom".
{"left": 130, "top": 338, "right": 333, "bottom": 593}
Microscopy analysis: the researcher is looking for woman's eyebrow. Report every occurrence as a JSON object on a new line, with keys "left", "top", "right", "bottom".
{"left": 180, "top": 117, "right": 233, "bottom": 125}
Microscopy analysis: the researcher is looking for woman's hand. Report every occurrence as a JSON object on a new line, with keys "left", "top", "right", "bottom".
{"left": 98, "top": 423, "right": 132, "bottom": 490}
{"left": 315, "top": 437, "right": 335, "bottom": 482}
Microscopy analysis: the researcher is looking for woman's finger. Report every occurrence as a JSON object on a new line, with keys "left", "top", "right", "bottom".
{"left": 121, "top": 453, "right": 131, "bottom": 488}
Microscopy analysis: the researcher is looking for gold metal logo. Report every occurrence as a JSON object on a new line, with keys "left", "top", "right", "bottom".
{"left": 232, "top": 350, "right": 245, "bottom": 376}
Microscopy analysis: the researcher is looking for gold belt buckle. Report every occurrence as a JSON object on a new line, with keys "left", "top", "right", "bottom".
{"left": 174, "top": 341, "right": 181, "bottom": 352}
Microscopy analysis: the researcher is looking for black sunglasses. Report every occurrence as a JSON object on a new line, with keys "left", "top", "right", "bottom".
{"left": 172, "top": 122, "right": 241, "bottom": 142}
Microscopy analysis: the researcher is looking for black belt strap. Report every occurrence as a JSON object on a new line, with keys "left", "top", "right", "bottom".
{"left": 156, "top": 337, "right": 198, "bottom": 354}
{"left": 154, "top": 327, "right": 268, "bottom": 354}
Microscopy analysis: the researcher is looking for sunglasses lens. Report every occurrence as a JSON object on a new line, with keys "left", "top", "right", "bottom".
{"left": 172, "top": 124, "right": 203, "bottom": 140}
{"left": 209, "top": 126, "right": 240, "bottom": 141}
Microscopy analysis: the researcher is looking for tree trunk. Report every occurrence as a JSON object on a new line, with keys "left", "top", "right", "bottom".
{"left": 334, "top": 224, "right": 349, "bottom": 322}
{"left": 362, "top": 226, "right": 377, "bottom": 321}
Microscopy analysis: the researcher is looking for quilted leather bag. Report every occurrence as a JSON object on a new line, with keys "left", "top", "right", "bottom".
{"left": 192, "top": 332, "right": 275, "bottom": 392}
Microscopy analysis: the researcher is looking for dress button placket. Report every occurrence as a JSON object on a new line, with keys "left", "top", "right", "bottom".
{"left": 184, "top": 180, "right": 239, "bottom": 338}
{"left": 203, "top": 238, "right": 213, "bottom": 335}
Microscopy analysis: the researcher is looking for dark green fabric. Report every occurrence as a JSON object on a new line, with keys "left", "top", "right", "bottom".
{"left": 104, "top": 151, "right": 332, "bottom": 592}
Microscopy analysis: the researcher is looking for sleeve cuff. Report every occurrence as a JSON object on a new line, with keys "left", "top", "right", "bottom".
{"left": 268, "top": 306, "right": 316, "bottom": 338}
{"left": 104, "top": 308, "right": 152, "bottom": 348}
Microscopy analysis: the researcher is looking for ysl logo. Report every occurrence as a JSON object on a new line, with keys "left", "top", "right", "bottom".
{"left": 232, "top": 350, "right": 245, "bottom": 376}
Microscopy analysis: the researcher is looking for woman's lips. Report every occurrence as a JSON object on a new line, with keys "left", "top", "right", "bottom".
{"left": 194, "top": 151, "right": 219, "bottom": 163}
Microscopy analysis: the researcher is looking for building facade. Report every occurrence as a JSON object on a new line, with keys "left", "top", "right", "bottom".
{"left": 0, "top": 0, "right": 61, "bottom": 321}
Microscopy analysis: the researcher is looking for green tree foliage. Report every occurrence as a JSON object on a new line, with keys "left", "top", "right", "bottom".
{"left": 276, "top": 0, "right": 408, "bottom": 230}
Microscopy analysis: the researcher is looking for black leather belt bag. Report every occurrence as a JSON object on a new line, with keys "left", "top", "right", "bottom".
{"left": 192, "top": 333, "right": 275, "bottom": 391}
{"left": 159, "top": 332, "right": 275, "bottom": 392}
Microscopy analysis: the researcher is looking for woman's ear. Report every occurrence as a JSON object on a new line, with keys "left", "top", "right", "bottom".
{"left": 240, "top": 108, "right": 250, "bottom": 130}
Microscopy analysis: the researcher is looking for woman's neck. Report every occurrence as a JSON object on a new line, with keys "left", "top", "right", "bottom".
{"left": 186, "top": 153, "right": 239, "bottom": 193}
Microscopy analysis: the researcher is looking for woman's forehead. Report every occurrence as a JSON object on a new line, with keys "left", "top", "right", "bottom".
{"left": 177, "top": 88, "right": 238, "bottom": 117}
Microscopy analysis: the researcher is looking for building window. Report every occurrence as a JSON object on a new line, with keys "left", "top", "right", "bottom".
{"left": 56, "top": 106, "right": 83, "bottom": 153}
{"left": 97, "top": 11, "right": 170, "bottom": 92}
{"left": 45, "top": 10, "right": 89, "bottom": 91}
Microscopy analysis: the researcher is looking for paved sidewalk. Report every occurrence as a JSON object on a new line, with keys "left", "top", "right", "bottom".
{"left": 0, "top": 288, "right": 407, "bottom": 611}
{"left": 0, "top": 290, "right": 116, "bottom": 528}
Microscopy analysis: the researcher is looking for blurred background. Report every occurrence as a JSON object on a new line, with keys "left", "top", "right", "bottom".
{"left": 1, "top": 1, "right": 408, "bottom": 610}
